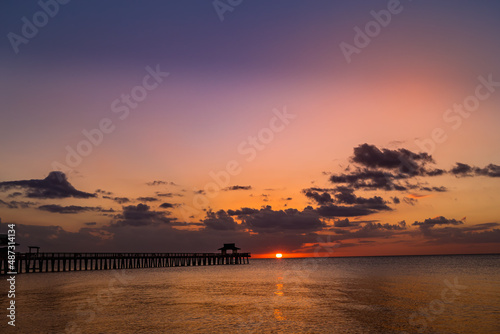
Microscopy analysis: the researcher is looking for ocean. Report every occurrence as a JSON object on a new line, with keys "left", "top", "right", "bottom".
{"left": 2, "top": 254, "right": 499, "bottom": 333}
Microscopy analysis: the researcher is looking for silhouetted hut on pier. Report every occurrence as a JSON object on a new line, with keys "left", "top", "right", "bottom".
{"left": 218, "top": 243, "right": 240, "bottom": 255}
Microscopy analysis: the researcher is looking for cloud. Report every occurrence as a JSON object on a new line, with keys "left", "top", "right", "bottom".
{"left": 334, "top": 187, "right": 390, "bottom": 210}
{"left": 327, "top": 144, "right": 451, "bottom": 191}
{"left": 351, "top": 143, "right": 440, "bottom": 175}
{"left": 475, "top": 164, "right": 500, "bottom": 177}
{"left": 159, "top": 202, "right": 175, "bottom": 209}
{"left": 95, "top": 189, "right": 113, "bottom": 196}
{"left": 38, "top": 205, "right": 114, "bottom": 214}
{"left": 156, "top": 192, "right": 183, "bottom": 197}
{"left": 230, "top": 206, "right": 326, "bottom": 233}
{"left": 0, "top": 171, "right": 95, "bottom": 199}
{"left": 329, "top": 168, "right": 407, "bottom": 191}
{"left": 226, "top": 208, "right": 260, "bottom": 215}
{"left": 146, "top": 180, "right": 177, "bottom": 186}
{"left": 224, "top": 185, "right": 252, "bottom": 191}
{"left": 136, "top": 197, "right": 158, "bottom": 202}
{"left": 412, "top": 216, "right": 464, "bottom": 227}
{"left": 303, "top": 186, "right": 392, "bottom": 212}
{"left": 450, "top": 163, "right": 500, "bottom": 178}
{"left": 420, "top": 186, "right": 447, "bottom": 192}
{"left": 0, "top": 199, "right": 37, "bottom": 209}
{"left": 403, "top": 197, "right": 418, "bottom": 206}
{"left": 327, "top": 220, "right": 408, "bottom": 241}
{"left": 304, "top": 186, "right": 392, "bottom": 218}
{"left": 113, "top": 203, "right": 175, "bottom": 227}
{"left": 104, "top": 196, "right": 130, "bottom": 204}
{"left": 315, "top": 204, "right": 376, "bottom": 217}
{"left": 303, "top": 191, "right": 333, "bottom": 205}
{"left": 449, "top": 162, "right": 473, "bottom": 176}
{"left": 361, "top": 221, "right": 406, "bottom": 231}
{"left": 333, "top": 218, "right": 355, "bottom": 227}
{"left": 202, "top": 210, "right": 240, "bottom": 231}
{"left": 413, "top": 220, "right": 500, "bottom": 245}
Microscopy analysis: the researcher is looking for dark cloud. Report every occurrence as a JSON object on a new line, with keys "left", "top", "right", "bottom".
{"left": 304, "top": 187, "right": 337, "bottom": 193}
{"left": 156, "top": 192, "right": 183, "bottom": 197}
{"left": 305, "top": 186, "right": 392, "bottom": 218}
{"left": 315, "top": 204, "right": 375, "bottom": 217}
{"left": 0, "top": 172, "right": 95, "bottom": 199}
{"left": 84, "top": 222, "right": 97, "bottom": 226}
{"left": 327, "top": 144, "right": 454, "bottom": 191}
{"left": 352, "top": 143, "right": 436, "bottom": 174}
{"left": 159, "top": 202, "right": 176, "bottom": 209}
{"left": 450, "top": 163, "right": 500, "bottom": 178}
{"left": 327, "top": 220, "right": 407, "bottom": 241}
{"left": 95, "top": 189, "right": 113, "bottom": 196}
{"left": 474, "top": 164, "right": 500, "bottom": 177}
{"left": 332, "top": 186, "right": 357, "bottom": 204}
{"left": 146, "top": 180, "right": 177, "bottom": 186}
{"left": 7, "top": 192, "right": 23, "bottom": 198}
{"left": 333, "top": 218, "right": 356, "bottom": 227}
{"left": 137, "top": 197, "right": 159, "bottom": 202}
{"left": 461, "top": 222, "right": 500, "bottom": 231}
{"left": 202, "top": 210, "right": 240, "bottom": 231}
{"left": 108, "top": 196, "right": 130, "bottom": 204}
{"left": 392, "top": 197, "right": 400, "bottom": 204}
{"left": 303, "top": 191, "right": 333, "bottom": 205}
{"left": 113, "top": 203, "right": 175, "bottom": 227}
{"left": 412, "top": 216, "right": 464, "bottom": 227}
{"left": 420, "top": 186, "right": 447, "bottom": 192}
{"left": 449, "top": 163, "right": 473, "bottom": 176}
{"left": 329, "top": 168, "right": 407, "bottom": 191}
{"left": 361, "top": 221, "right": 406, "bottom": 231}
{"left": 38, "top": 205, "right": 114, "bottom": 214}
{"left": 227, "top": 208, "right": 260, "bottom": 216}
{"left": 333, "top": 187, "right": 390, "bottom": 210}
{"left": 230, "top": 206, "right": 325, "bottom": 233}
{"left": 303, "top": 186, "right": 391, "bottom": 212}
{"left": 403, "top": 197, "right": 418, "bottom": 206}
{"left": 0, "top": 199, "right": 37, "bottom": 209}
{"left": 413, "top": 220, "right": 500, "bottom": 245}
{"left": 224, "top": 185, "right": 252, "bottom": 191}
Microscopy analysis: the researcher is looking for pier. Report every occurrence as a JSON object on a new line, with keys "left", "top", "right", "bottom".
{"left": 0, "top": 251, "right": 251, "bottom": 274}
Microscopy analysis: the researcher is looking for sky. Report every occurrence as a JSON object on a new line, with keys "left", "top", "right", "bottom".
{"left": 0, "top": 0, "right": 499, "bottom": 257}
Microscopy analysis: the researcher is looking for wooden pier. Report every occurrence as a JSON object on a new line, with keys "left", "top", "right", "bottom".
{"left": 0, "top": 252, "right": 251, "bottom": 275}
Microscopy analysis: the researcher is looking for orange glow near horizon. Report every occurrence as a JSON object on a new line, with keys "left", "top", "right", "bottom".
{"left": 275, "top": 253, "right": 283, "bottom": 258}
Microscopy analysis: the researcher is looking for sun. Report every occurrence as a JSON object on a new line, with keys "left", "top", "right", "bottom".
{"left": 275, "top": 253, "right": 283, "bottom": 258}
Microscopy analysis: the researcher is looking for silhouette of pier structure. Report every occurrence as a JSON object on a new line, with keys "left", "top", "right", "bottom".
{"left": 0, "top": 244, "right": 250, "bottom": 274}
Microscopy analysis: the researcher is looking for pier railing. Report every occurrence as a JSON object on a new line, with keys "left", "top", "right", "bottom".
{"left": 0, "top": 252, "right": 251, "bottom": 274}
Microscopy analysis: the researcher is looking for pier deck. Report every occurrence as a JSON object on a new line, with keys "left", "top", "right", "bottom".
{"left": 0, "top": 252, "right": 250, "bottom": 274}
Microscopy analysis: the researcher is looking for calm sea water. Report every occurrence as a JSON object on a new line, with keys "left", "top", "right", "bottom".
{"left": 2, "top": 254, "right": 499, "bottom": 333}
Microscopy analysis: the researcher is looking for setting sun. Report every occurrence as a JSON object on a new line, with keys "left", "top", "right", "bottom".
{"left": 276, "top": 253, "right": 283, "bottom": 258}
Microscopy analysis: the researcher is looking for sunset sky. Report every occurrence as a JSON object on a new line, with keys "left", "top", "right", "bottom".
{"left": 1, "top": 0, "right": 499, "bottom": 257}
